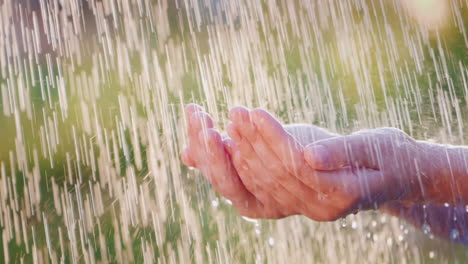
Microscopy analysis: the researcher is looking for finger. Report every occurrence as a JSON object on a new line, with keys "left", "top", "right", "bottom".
{"left": 229, "top": 137, "right": 312, "bottom": 215}
{"left": 189, "top": 111, "right": 215, "bottom": 152}
{"left": 198, "top": 129, "right": 266, "bottom": 213}
{"left": 228, "top": 106, "right": 256, "bottom": 138}
{"left": 318, "top": 167, "right": 391, "bottom": 210}
{"left": 227, "top": 137, "right": 297, "bottom": 216}
{"left": 226, "top": 122, "right": 241, "bottom": 142}
{"left": 250, "top": 108, "right": 305, "bottom": 175}
{"left": 181, "top": 148, "right": 196, "bottom": 167}
{"left": 303, "top": 133, "right": 381, "bottom": 171}
{"left": 228, "top": 123, "right": 261, "bottom": 161}
{"left": 185, "top": 103, "right": 204, "bottom": 122}
{"left": 228, "top": 139, "right": 275, "bottom": 205}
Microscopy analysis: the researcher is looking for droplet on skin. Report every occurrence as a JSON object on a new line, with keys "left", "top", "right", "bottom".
{"left": 422, "top": 224, "right": 431, "bottom": 235}
{"left": 386, "top": 238, "right": 393, "bottom": 246}
{"left": 450, "top": 229, "right": 459, "bottom": 240}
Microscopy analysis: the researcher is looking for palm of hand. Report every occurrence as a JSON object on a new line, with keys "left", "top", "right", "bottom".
{"left": 181, "top": 104, "right": 285, "bottom": 218}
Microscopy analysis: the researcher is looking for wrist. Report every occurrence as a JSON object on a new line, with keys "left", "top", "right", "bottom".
{"left": 415, "top": 141, "right": 466, "bottom": 204}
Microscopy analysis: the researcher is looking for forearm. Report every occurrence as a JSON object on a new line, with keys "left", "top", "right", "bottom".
{"left": 287, "top": 126, "right": 468, "bottom": 244}
{"left": 287, "top": 127, "right": 468, "bottom": 204}
{"left": 418, "top": 142, "right": 468, "bottom": 204}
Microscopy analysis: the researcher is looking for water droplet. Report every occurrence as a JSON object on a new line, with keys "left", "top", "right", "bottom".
{"left": 429, "top": 251, "right": 436, "bottom": 259}
{"left": 386, "top": 238, "right": 393, "bottom": 246}
{"left": 371, "top": 220, "right": 377, "bottom": 228}
{"left": 450, "top": 229, "right": 459, "bottom": 240}
{"left": 256, "top": 254, "right": 262, "bottom": 261}
{"left": 255, "top": 228, "right": 261, "bottom": 235}
{"left": 224, "top": 199, "right": 232, "bottom": 205}
{"left": 398, "top": 235, "right": 404, "bottom": 242}
{"left": 372, "top": 234, "right": 378, "bottom": 242}
{"left": 317, "top": 192, "right": 327, "bottom": 201}
{"left": 465, "top": 205, "right": 468, "bottom": 212}
{"left": 340, "top": 218, "right": 347, "bottom": 228}
{"left": 188, "top": 166, "right": 195, "bottom": 171}
{"left": 422, "top": 224, "right": 431, "bottom": 235}
{"left": 268, "top": 237, "right": 275, "bottom": 246}
{"left": 351, "top": 221, "right": 358, "bottom": 229}
{"left": 444, "top": 202, "right": 450, "bottom": 207}
{"left": 211, "top": 199, "right": 219, "bottom": 207}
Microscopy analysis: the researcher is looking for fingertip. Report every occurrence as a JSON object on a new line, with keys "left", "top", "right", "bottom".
{"left": 250, "top": 108, "right": 285, "bottom": 137}
{"left": 250, "top": 108, "right": 270, "bottom": 121}
{"left": 228, "top": 106, "right": 250, "bottom": 123}
{"left": 185, "top": 103, "right": 204, "bottom": 113}
{"left": 181, "top": 148, "right": 196, "bottom": 167}
{"left": 185, "top": 103, "right": 204, "bottom": 120}
{"left": 207, "top": 129, "right": 222, "bottom": 146}
{"left": 190, "top": 111, "right": 214, "bottom": 130}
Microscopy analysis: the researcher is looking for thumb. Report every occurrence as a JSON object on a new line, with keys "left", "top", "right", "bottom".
{"left": 304, "top": 133, "right": 380, "bottom": 170}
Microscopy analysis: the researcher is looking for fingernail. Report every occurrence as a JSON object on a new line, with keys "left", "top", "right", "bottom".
{"left": 307, "top": 145, "right": 330, "bottom": 168}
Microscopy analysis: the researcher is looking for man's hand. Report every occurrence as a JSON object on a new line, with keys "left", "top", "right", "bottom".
{"left": 227, "top": 107, "right": 420, "bottom": 220}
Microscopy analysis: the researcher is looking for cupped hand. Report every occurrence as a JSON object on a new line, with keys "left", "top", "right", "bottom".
{"left": 181, "top": 104, "right": 285, "bottom": 218}
{"left": 227, "top": 107, "right": 418, "bottom": 221}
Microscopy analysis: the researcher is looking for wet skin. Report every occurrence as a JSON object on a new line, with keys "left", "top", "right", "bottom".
{"left": 182, "top": 104, "right": 415, "bottom": 219}
{"left": 181, "top": 104, "right": 468, "bottom": 242}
